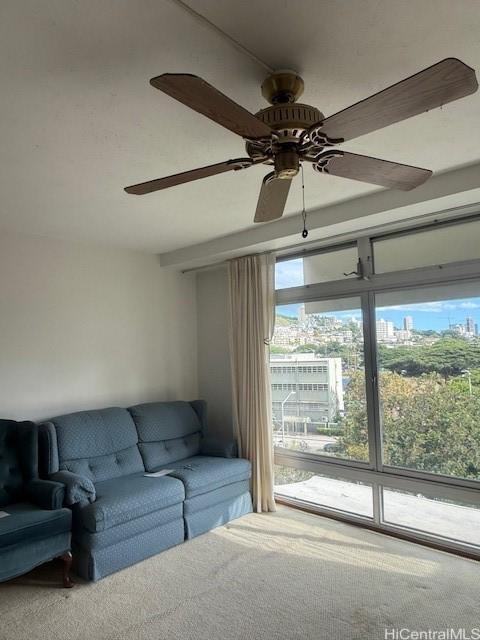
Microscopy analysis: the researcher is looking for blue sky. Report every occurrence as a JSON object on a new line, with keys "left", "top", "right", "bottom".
{"left": 376, "top": 300, "right": 480, "bottom": 331}
{"left": 275, "top": 258, "right": 304, "bottom": 289}
{"left": 276, "top": 260, "right": 480, "bottom": 331}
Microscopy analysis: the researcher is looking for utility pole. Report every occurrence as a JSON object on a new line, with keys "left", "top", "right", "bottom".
{"left": 281, "top": 391, "right": 296, "bottom": 441}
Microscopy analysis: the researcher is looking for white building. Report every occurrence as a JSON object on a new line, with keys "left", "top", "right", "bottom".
{"left": 270, "top": 354, "right": 344, "bottom": 432}
{"left": 376, "top": 318, "right": 395, "bottom": 342}
{"left": 395, "top": 329, "right": 411, "bottom": 343}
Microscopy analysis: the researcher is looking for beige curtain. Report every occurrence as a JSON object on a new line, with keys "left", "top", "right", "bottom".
{"left": 228, "top": 253, "right": 276, "bottom": 513}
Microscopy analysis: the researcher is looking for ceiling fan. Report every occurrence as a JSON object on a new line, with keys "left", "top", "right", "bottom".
{"left": 125, "top": 58, "right": 478, "bottom": 223}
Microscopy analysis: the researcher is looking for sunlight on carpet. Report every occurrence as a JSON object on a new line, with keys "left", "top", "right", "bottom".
{"left": 1, "top": 506, "right": 478, "bottom": 640}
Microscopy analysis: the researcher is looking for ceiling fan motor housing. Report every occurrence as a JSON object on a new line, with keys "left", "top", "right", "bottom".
{"left": 246, "top": 101, "right": 324, "bottom": 175}
{"left": 254, "top": 103, "right": 324, "bottom": 144}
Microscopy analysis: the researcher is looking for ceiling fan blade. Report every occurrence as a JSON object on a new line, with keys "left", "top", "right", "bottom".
{"left": 314, "top": 151, "right": 432, "bottom": 190}
{"left": 318, "top": 58, "right": 478, "bottom": 142}
{"left": 150, "top": 74, "right": 272, "bottom": 140}
{"left": 125, "top": 158, "right": 252, "bottom": 195}
{"left": 254, "top": 173, "right": 292, "bottom": 223}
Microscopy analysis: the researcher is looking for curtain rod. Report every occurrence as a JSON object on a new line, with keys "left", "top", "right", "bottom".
{"left": 180, "top": 203, "right": 480, "bottom": 274}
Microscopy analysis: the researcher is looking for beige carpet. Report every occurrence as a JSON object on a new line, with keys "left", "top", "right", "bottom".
{"left": 1, "top": 506, "right": 479, "bottom": 640}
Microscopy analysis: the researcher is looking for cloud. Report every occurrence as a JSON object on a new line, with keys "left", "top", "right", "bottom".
{"left": 377, "top": 299, "right": 480, "bottom": 313}
{"left": 378, "top": 303, "right": 444, "bottom": 313}
{"left": 275, "top": 259, "right": 303, "bottom": 289}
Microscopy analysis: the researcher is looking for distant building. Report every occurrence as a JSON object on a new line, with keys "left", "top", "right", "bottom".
{"left": 270, "top": 354, "right": 344, "bottom": 432}
{"left": 376, "top": 318, "right": 395, "bottom": 342}
{"left": 466, "top": 316, "right": 475, "bottom": 335}
{"left": 450, "top": 323, "right": 466, "bottom": 336}
{"left": 395, "top": 329, "right": 411, "bottom": 343}
{"left": 404, "top": 316, "right": 413, "bottom": 332}
{"left": 449, "top": 317, "right": 477, "bottom": 338}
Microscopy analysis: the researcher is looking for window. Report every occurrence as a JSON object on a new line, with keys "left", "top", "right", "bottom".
{"left": 273, "top": 218, "right": 480, "bottom": 556}
{"left": 275, "top": 465, "right": 373, "bottom": 518}
{"left": 272, "top": 383, "right": 329, "bottom": 391}
{"left": 271, "top": 296, "right": 368, "bottom": 462}
{"left": 373, "top": 218, "right": 480, "bottom": 274}
{"left": 270, "top": 365, "right": 329, "bottom": 374}
{"left": 376, "top": 282, "right": 480, "bottom": 481}
{"left": 382, "top": 487, "right": 480, "bottom": 547}
{"left": 275, "top": 245, "right": 358, "bottom": 290}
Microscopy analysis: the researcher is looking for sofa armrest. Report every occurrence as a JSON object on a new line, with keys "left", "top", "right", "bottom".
{"left": 50, "top": 470, "right": 96, "bottom": 505}
{"left": 200, "top": 437, "right": 238, "bottom": 458}
{"left": 28, "top": 479, "right": 65, "bottom": 510}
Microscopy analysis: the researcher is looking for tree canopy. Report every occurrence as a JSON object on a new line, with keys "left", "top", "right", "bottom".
{"left": 338, "top": 370, "right": 480, "bottom": 479}
{"left": 378, "top": 337, "right": 480, "bottom": 378}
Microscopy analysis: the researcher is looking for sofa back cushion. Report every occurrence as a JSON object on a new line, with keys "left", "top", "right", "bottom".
{"left": 128, "top": 401, "right": 203, "bottom": 471}
{"left": 49, "top": 408, "right": 144, "bottom": 483}
{"left": 0, "top": 420, "right": 37, "bottom": 507}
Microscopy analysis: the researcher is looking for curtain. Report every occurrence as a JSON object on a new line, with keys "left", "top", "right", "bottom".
{"left": 228, "top": 253, "right": 276, "bottom": 513}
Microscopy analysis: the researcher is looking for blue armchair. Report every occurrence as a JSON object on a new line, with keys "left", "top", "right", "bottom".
{"left": 0, "top": 419, "right": 73, "bottom": 587}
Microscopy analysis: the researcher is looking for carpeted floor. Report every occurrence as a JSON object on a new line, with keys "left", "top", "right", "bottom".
{"left": 1, "top": 506, "right": 479, "bottom": 640}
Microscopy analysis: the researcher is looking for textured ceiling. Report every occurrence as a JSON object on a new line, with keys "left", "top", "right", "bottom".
{"left": 0, "top": 0, "right": 479, "bottom": 252}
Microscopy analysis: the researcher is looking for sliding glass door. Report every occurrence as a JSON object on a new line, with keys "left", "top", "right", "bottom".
{"left": 272, "top": 217, "right": 480, "bottom": 555}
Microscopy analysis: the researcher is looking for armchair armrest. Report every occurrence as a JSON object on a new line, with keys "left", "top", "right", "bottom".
{"left": 200, "top": 437, "right": 238, "bottom": 458}
{"left": 50, "top": 470, "right": 96, "bottom": 505}
{"left": 28, "top": 479, "right": 65, "bottom": 510}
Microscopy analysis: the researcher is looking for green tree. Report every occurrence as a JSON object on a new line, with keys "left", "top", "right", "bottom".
{"left": 270, "top": 345, "right": 290, "bottom": 354}
{"left": 275, "top": 314, "right": 297, "bottom": 327}
{"left": 339, "top": 370, "right": 480, "bottom": 479}
{"left": 293, "top": 343, "right": 318, "bottom": 353}
{"left": 379, "top": 338, "right": 480, "bottom": 379}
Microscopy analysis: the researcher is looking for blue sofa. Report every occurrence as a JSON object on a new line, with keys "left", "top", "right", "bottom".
{"left": 0, "top": 419, "right": 73, "bottom": 586}
{"left": 40, "top": 400, "right": 252, "bottom": 581}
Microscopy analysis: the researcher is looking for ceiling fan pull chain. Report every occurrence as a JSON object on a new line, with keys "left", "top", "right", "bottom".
{"left": 301, "top": 163, "right": 308, "bottom": 239}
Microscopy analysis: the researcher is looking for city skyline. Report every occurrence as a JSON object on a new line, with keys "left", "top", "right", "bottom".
{"left": 277, "top": 302, "right": 480, "bottom": 332}
{"left": 276, "top": 260, "right": 480, "bottom": 331}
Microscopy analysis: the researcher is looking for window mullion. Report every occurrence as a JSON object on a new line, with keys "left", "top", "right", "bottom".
{"left": 362, "top": 291, "right": 383, "bottom": 472}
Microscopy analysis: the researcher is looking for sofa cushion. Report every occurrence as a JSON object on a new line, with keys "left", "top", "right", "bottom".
{"left": 77, "top": 473, "right": 185, "bottom": 533}
{"left": 0, "top": 502, "right": 72, "bottom": 547}
{"left": 138, "top": 434, "right": 201, "bottom": 472}
{"left": 49, "top": 408, "right": 144, "bottom": 482}
{"left": 167, "top": 456, "right": 251, "bottom": 498}
{"left": 129, "top": 401, "right": 202, "bottom": 441}
{"left": 60, "top": 446, "right": 144, "bottom": 484}
{"left": 129, "top": 401, "right": 203, "bottom": 469}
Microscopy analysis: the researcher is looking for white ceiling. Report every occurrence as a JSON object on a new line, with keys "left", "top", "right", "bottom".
{"left": 0, "top": 0, "right": 479, "bottom": 253}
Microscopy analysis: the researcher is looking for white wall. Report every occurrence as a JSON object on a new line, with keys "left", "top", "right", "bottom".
{"left": 196, "top": 267, "right": 233, "bottom": 439}
{"left": 0, "top": 232, "right": 197, "bottom": 421}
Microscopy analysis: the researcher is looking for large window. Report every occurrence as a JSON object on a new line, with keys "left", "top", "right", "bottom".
{"left": 275, "top": 465, "right": 373, "bottom": 518}
{"left": 272, "top": 217, "right": 480, "bottom": 556}
{"left": 271, "top": 297, "right": 368, "bottom": 462}
{"left": 376, "top": 282, "right": 480, "bottom": 481}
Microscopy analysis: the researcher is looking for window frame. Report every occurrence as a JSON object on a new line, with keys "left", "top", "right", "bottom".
{"left": 273, "top": 214, "right": 480, "bottom": 555}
